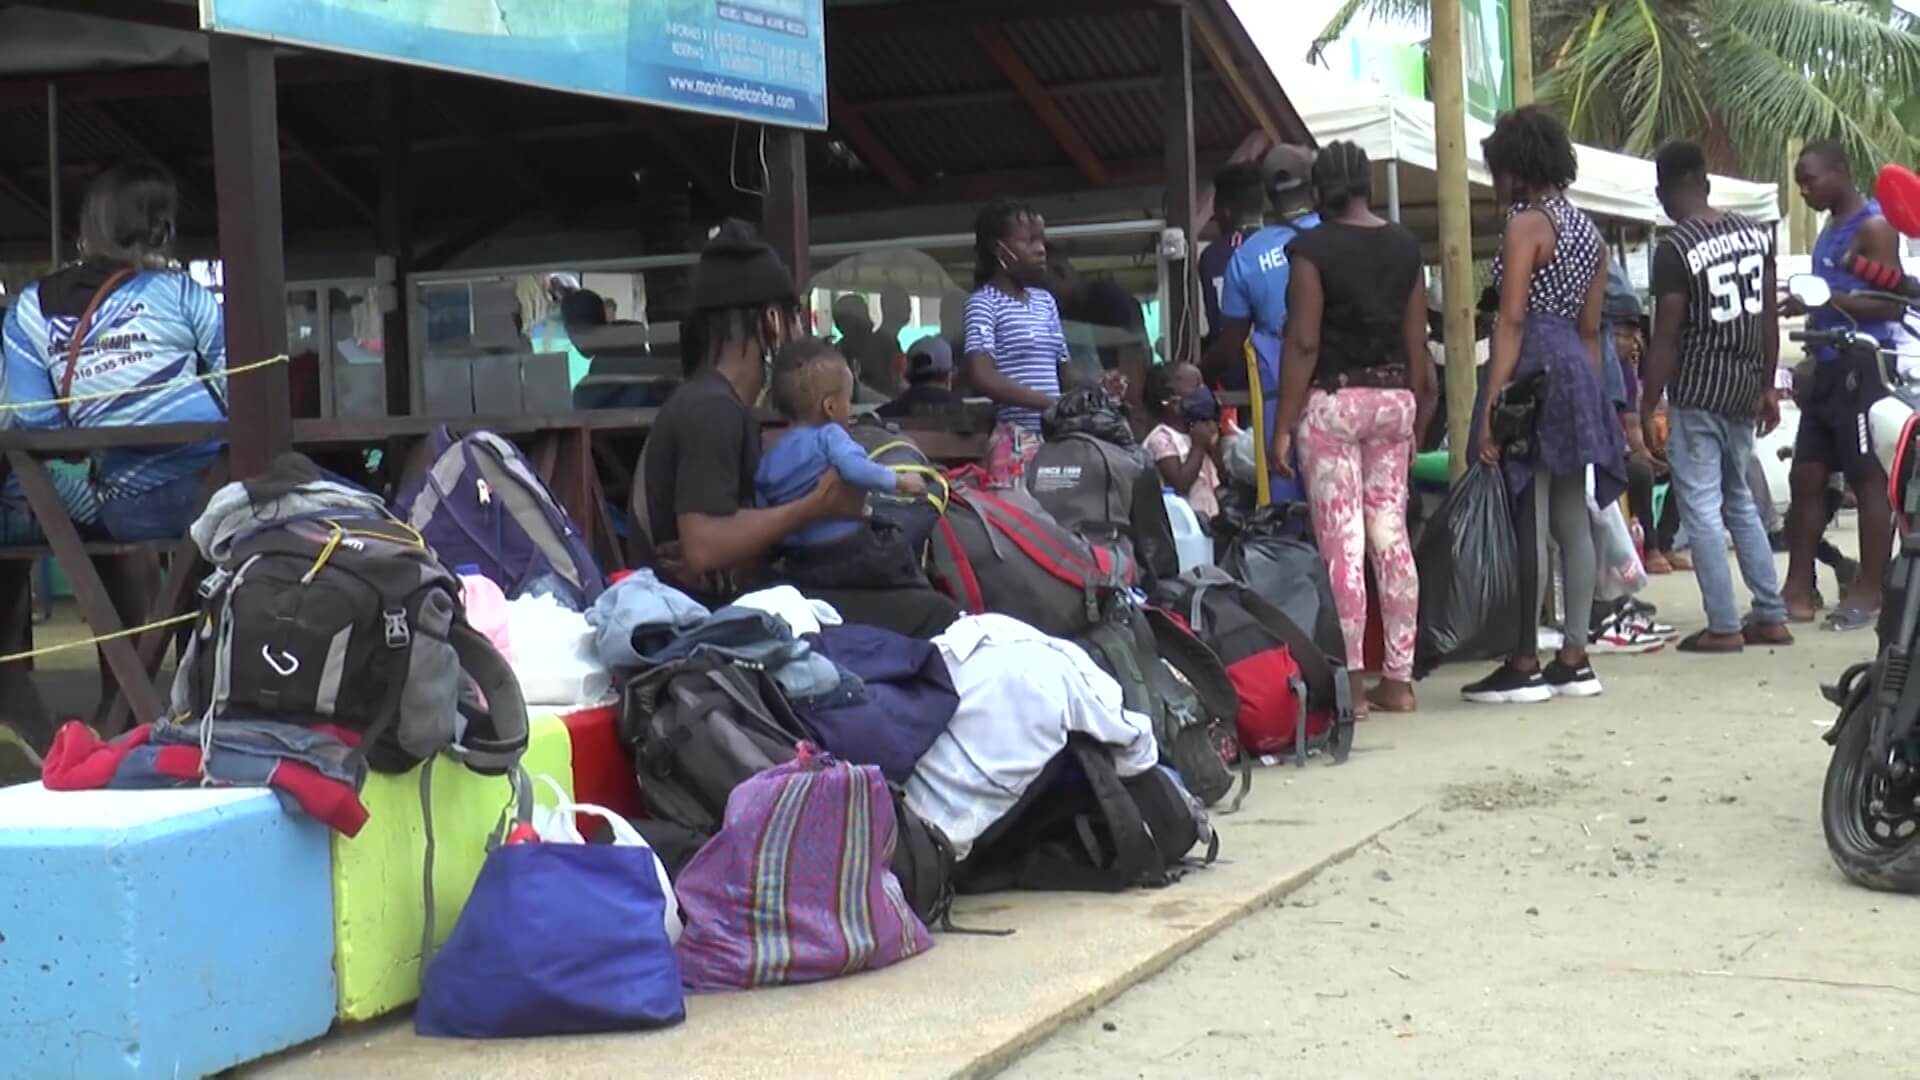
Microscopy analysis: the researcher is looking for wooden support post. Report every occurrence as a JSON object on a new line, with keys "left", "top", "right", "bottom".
{"left": 209, "top": 34, "right": 291, "bottom": 478}
{"left": 1433, "top": 0, "right": 1478, "bottom": 480}
{"left": 1188, "top": 3, "right": 1280, "bottom": 144}
{"left": 1786, "top": 139, "right": 1811, "bottom": 255}
{"left": 761, "top": 127, "right": 811, "bottom": 297}
{"left": 45, "top": 83, "right": 59, "bottom": 267}
{"left": 376, "top": 68, "right": 413, "bottom": 416}
{"left": 1511, "top": 0, "right": 1534, "bottom": 106}
{"left": 1162, "top": 4, "right": 1199, "bottom": 371}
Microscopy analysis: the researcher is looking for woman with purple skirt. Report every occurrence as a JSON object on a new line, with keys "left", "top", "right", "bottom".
{"left": 1461, "top": 107, "right": 1627, "bottom": 706}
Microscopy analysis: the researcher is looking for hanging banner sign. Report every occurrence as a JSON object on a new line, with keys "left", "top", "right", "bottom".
{"left": 201, "top": 0, "right": 828, "bottom": 129}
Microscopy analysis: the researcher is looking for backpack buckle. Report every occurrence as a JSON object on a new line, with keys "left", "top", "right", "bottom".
{"left": 197, "top": 569, "right": 229, "bottom": 599}
{"left": 383, "top": 608, "right": 411, "bottom": 648}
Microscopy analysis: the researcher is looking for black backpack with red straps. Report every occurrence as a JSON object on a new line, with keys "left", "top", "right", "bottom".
{"left": 927, "top": 465, "right": 1136, "bottom": 638}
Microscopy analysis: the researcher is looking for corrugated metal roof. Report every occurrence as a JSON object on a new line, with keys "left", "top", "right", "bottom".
{"left": 0, "top": 0, "right": 1308, "bottom": 254}
{"left": 1013, "top": 12, "right": 1163, "bottom": 84}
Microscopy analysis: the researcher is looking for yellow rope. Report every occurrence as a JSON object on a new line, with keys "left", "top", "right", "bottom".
{"left": 0, "top": 354, "right": 290, "bottom": 414}
{"left": 0, "top": 610, "right": 197, "bottom": 666}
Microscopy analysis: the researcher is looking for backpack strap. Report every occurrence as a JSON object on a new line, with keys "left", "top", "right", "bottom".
{"left": 1064, "top": 737, "right": 1168, "bottom": 888}
{"left": 933, "top": 508, "right": 987, "bottom": 614}
{"left": 967, "top": 489, "right": 1125, "bottom": 624}
{"left": 58, "top": 267, "right": 136, "bottom": 421}
{"left": 1236, "top": 589, "right": 1339, "bottom": 710}
{"left": 447, "top": 622, "right": 532, "bottom": 774}
{"left": 418, "top": 761, "right": 532, "bottom": 973}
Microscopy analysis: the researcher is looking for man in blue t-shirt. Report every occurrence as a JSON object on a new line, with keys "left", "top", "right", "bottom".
{"left": 1204, "top": 144, "right": 1318, "bottom": 501}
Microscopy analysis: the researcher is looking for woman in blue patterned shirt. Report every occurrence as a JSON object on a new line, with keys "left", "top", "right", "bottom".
{"left": 1, "top": 161, "right": 226, "bottom": 543}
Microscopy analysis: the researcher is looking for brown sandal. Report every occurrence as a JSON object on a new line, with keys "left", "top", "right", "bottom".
{"left": 1677, "top": 629, "right": 1744, "bottom": 654}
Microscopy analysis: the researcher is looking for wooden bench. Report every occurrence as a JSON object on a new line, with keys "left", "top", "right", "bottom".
{"left": 0, "top": 543, "right": 153, "bottom": 560}
{"left": 0, "top": 445, "right": 230, "bottom": 737}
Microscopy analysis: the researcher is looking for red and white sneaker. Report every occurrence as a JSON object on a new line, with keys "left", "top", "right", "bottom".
{"left": 1591, "top": 612, "right": 1668, "bottom": 654}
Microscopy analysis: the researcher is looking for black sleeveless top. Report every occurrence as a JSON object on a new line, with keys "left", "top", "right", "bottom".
{"left": 1287, "top": 221, "right": 1423, "bottom": 390}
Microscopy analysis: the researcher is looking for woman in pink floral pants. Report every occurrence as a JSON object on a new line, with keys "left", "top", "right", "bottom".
{"left": 1268, "top": 142, "right": 1437, "bottom": 715}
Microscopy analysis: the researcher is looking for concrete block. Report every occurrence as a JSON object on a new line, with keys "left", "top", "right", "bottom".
{"left": 330, "top": 714, "right": 573, "bottom": 1021}
{"left": 0, "top": 784, "right": 335, "bottom": 1079}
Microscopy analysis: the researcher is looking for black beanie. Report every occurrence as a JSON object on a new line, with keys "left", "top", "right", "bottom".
{"left": 689, "top": 219, "right": 795, "bottom": 312}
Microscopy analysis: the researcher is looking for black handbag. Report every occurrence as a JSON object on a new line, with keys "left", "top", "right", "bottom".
{"left": 1489, "top": 372, "right": 1549, "bottom": 460}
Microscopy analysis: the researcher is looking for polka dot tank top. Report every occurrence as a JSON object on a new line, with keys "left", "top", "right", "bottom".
{"left": 1490, "top": 194, "right": 1603, "bottom": 321}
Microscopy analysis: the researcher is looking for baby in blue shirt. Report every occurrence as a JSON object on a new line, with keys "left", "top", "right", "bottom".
{"left": 757, "top": 339, "right": 926, "bottom": 555}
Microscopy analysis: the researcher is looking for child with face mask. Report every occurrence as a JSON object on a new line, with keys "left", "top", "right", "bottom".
{"left": 755, "top": 338, "right": 931, "bottom": 589}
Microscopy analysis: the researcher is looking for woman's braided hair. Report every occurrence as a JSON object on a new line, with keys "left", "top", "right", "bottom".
{"left": 1311, "top": 140, "right": 1373, "bottom": 214}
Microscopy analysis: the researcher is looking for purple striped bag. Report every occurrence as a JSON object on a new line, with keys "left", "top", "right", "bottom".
{"left": 673, "top": 745, "right": 933, "bottom": 991}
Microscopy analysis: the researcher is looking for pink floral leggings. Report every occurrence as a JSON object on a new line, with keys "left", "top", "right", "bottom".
{"left": 1298, "top": 388, "right": 1419, "bottom": 682}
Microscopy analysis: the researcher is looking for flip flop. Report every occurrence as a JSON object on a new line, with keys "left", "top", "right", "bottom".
{"left": 1824, "top": 606, "right": 1877, "bottom": 633}
{"left": 1677, "top": 629, "right": 1744, "bottom": 654}
{"left": 1742, "top": 623, "right": 1795, "bottom": 647}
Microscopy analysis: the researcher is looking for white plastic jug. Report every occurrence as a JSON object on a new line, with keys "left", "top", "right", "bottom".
{"left": 1162, "top": 490, "right": 1211, "bottom": 574}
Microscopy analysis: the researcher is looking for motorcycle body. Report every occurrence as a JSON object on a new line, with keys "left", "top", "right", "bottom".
{"left": 1794, "top": 276, "right": 1920, "bottom": 889}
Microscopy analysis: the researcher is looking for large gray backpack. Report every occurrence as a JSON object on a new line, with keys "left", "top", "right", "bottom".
{"left": 174, "top": 513, "right": 529, "bottom": 777}
{"left": 1027, "top": 434, "right": 1179, "bottom": 587}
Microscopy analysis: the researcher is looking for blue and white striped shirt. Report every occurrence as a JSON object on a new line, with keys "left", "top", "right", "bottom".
{"left": 2, "top": 268, "right": 226, "bottom": 496}
{"left": 964, "top": 284, "right": 1068, "bottom": 432}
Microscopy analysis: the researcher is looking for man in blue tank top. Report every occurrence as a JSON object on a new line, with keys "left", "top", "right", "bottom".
{"left": 1783, "top": 139, "right": 1905, "bottom": 629}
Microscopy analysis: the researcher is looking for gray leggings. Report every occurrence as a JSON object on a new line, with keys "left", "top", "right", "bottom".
{"left": 1513, "top": 464, "right": 1597, "bottom": 657}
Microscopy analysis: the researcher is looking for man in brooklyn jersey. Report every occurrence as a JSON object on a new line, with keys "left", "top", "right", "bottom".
{"left": 1639, "top": 141, "right": 1793, "bottom": 653}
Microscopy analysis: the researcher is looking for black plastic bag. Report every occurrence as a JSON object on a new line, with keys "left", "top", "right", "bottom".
{"left": 1415, "top": 464, "right": 1520, "bottom": 671}
{"left": 1215, "top": 503, "right": 1347, "bottom": 665}
{"left": 1041, "top": 387, "right": 1136, "bottom": 447}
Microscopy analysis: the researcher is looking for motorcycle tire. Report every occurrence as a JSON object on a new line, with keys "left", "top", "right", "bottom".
{"left": 1822, "top": 704, "right": 1920, "bottom": 892}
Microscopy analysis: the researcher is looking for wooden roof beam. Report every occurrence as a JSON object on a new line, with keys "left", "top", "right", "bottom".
{"left": 76, "top": 100, "right": 214, "bottom": 212}
{"left": 831, "top": 0, "right": 1166, "bottom": 33}
{"left": 12, "top": 0, "right": 197, "bottom": 32}
{"left": 638, "top": 118, "right": 733, "bottom": 208}
{"left": 0, "top": 58, "right": 357, "bottom": 108}
{"left": 970, "top": 24, "right": 1109, "bottom": 187}
{"left": 826, "top": 88, "right": 916, "bottom": 196}
{"left": 430, "top": 94, "right": 558, "bottom": 208}
{"left": 414, "top": 207, "right": 528, "bottom": 273}
{"left": 1189, "top": 2, "right": 1279, "bottom": 143}
{"left": 278, "top": 111, "right": 377, "bottom": 226}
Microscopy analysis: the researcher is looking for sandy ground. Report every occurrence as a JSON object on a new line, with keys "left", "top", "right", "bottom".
{"left": 1003, "top": 552, "right": 1920, "bottom": 1080}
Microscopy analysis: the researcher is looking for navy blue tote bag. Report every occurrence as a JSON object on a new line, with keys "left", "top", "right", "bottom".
{"left": 417, "top": 842, "right": 685, "bottom": 1038}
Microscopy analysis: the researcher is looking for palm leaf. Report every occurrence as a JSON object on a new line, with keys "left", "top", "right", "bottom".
{"left": 1308, "top": 0, "right": 1433, "bottom": 61}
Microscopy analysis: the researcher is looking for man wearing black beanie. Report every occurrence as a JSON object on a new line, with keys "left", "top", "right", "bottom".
{"left": 634, "top": 220, "right": 960, "bottom": 637}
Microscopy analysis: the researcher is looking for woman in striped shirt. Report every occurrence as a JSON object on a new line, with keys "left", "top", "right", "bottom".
{"left": 964, "top": 199, "right": 1070, "bottom": 488}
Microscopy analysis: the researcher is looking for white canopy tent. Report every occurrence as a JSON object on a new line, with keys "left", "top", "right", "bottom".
{"left": 1276, "top": 63, "right": 1781, "bottom": 256}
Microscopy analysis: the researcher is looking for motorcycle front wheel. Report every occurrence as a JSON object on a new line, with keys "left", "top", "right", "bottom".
{"left": 1823, "top": 705, "right": 1920, "bottom": 892}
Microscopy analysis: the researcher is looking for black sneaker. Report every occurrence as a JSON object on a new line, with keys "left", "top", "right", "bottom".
{"left": 1462, "top": 663, "right": 1552, "bottom": 705}
{"left": 1544, "top": 658, "right": 1603, "bottom": 699}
